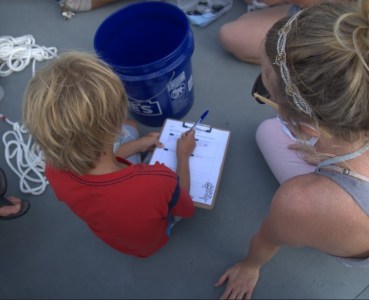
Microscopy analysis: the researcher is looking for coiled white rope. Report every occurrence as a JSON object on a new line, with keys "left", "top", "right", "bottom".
{"left": 0, "top": 35, "right": 57, "bottom": 77}
{"left": 1, "top": 114, "right": 48, "bottom": 195}
{"left": 0, "top": 35, "right": 56, "bottom": 195}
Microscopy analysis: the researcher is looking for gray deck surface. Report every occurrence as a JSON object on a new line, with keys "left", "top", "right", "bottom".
{"left": 1, "top": 0, "right": 369, "bottom": 299}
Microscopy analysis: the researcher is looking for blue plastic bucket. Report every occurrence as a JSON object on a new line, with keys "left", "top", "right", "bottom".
{"left": 94, "top": 1, "right": 195, "bottom": 127}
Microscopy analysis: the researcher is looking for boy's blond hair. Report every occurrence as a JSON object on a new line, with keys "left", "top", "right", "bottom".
{"left": 23, "top": 51, "right": 127, "bottom": 174}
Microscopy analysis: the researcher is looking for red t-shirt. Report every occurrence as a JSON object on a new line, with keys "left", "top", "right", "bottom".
{"left": 46, "top": 158, "right": 194, "bottom": 257}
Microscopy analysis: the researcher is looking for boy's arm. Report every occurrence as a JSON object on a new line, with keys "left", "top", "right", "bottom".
{"left": 176, "top": 156, "right": 191, "bottom": 192}
{"left": 175, "top": 130, "right": 196, "bottom": 192}
{"left": 171, "top": 131, "right": 196, "bottom": 217}
{"left": 114, "top": 132, "right": 163, "bottom": 159}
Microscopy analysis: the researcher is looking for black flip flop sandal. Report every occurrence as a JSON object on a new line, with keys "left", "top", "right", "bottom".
{"left": 0, "top": 198, "right": 30, "bottom": 220}
{"left": 0, "top": 168, "right": 30, "bottom": 220}
{"left": 0, "top": 168, "right": 7, "bottom": 197}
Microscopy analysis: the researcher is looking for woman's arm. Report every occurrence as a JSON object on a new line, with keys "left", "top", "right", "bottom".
{"left": 215, "top": 177, "right": 314, "bottom": 299}
{"left": 214, "top": 216, "right": 281, "bottom": 300}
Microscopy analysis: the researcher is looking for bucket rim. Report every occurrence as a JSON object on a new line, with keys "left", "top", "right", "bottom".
{"left": 94, "top": 1, "right": 193, "bottom": 75}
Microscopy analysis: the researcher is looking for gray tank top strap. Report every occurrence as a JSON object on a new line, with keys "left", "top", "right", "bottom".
{"left": 318, "top": 140, "right": 369, "bottom": 168}
{"left": 315, "top": 140, "right": 369, "bottom": 268}
{"left": 315, "top": 168, "right": 369, "bottom": 268}
{"left": 317, "top": 164, "right": 369, "bottom": 183}
{"left": 316, "top": 139, "right": 369, "bottom": 215}
{"left": 315, "top": 168, "right": 369, "bottom": 217}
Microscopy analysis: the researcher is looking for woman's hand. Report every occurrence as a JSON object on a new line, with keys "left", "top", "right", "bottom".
{"left": 215, "top": 260, "right": 260, "bottom": 300}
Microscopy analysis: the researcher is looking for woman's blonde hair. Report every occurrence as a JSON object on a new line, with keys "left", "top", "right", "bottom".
{"left": 265, "top": 0, "right": 369, "bottom": 143}
{"left": 23, "top": 51, "right": 127, "bottom": 174}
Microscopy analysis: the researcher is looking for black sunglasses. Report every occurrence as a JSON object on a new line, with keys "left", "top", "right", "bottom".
{"left": 251, "top": 73, "right": 270, "bottom": 105}
{"left": 252, "top": 73, "right": 323, "bottom": 120}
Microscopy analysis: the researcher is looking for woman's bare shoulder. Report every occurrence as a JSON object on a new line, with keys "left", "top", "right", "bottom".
{"left": 272, "top": 173, "right": 329, "bottom": 208}
{"left": 264, "top": 173, "right": 338, "bottom": 247}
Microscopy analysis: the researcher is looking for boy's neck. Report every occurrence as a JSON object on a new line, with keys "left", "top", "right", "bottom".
{"left": 88, "top": 145, "right": 127, "bottom": 175}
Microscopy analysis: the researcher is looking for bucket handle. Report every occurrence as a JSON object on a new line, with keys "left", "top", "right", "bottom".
{"left": 128, "top": 71, "right": 175, "bottom": 102}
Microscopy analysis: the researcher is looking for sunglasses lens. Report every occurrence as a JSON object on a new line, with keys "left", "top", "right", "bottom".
{"left": 252, "top": 74, "right": 270, "bottom": 104}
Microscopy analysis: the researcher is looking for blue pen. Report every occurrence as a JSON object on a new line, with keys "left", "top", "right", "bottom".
{"left": 189, "top": 110, "right": 209, "bottom": 132}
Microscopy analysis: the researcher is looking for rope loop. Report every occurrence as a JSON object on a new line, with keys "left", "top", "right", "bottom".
{"left": 0, "top": 35, "right": 56, "bottom": 194}
{"left": 0, "top": 34, "right": 57, "bottom": 77}
{"left": 2, "top": 116, "right": 48, "bottom": 195}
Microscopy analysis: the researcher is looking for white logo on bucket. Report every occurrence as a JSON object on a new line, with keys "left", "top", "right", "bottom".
{"left": 128, "top": 99, "right": 163, "bottom": 116}
{"left": 167, "top": 71, "right": 190, "bottom": 114}
{"left": 170, "top": 83, "right": 186, "bottom": 99}
{"left": 167, "top": 72, "right": 186, "bottom": 96}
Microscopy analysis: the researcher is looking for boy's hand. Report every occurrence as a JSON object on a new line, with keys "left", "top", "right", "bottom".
{"left": 176, "top": 130, "right": 196, "bottom": 159}
{"left": 138, "top": 132, "right": 164, "bottom": 152}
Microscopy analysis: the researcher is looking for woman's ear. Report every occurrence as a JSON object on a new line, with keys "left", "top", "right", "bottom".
{"left": 301, "top": 123, "right": 332, "bottom": 140}
{"left": 300, "top": 123, "right": 321, "bottom": 139}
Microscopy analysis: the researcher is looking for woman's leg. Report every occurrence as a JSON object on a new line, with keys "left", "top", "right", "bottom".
{"left": 219, "top": 4, "right": 290, "bottom": 64}
{"left": 62, "top": 0, "right": 119, "bottom": 11}
{"left": 256, "top": 118, "right": 315, "bottom": 184}
{"left": 91, "top": 0, "right": 119, "bottom": 10}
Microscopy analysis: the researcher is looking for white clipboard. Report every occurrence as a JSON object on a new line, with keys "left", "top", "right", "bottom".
{"left": 149, "top": 118, "right": 231, "bottom": 209}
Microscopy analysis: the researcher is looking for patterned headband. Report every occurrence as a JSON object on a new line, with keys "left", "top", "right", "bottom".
{"left": 274, "top": 10, "right": 313, "bottom": 117}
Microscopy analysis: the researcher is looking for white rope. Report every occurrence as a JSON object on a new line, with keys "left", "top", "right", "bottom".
{"left": 1, "top": 114, "right": 48, "bottom": 195}
{"left": 0, "top": 35, "right": 55, "bottom": 195}
{"left": 0, "top": 35, "right": 57, "bottom": 77}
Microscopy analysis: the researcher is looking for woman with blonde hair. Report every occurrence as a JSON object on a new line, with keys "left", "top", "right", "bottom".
{"left": 216, "top": 1, "right": 369, "bottom": 298}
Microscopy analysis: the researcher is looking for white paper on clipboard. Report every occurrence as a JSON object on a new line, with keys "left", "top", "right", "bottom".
{"left": 149, "top": 118, "right": 230, "bottom": 209}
